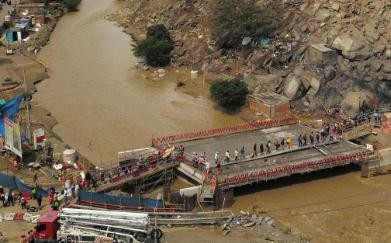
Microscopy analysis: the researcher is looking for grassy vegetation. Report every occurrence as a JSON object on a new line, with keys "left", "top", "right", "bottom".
{"left": 209, "top": 0, "right": 282, "bottom": 50}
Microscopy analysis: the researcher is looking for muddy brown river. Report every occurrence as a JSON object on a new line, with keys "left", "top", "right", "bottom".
{"left": 35, "top": 0, "right": 243, "bottom": 163}
{"left": 35, "top": 0, "right": 391, "bottom": 242}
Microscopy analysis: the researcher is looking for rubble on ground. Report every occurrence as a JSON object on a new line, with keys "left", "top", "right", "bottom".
{"left": 222, "top": 211, "right": 276, "bottom": 231}
{"left": 221, "top": 211, "right": 309, "bottom": 242}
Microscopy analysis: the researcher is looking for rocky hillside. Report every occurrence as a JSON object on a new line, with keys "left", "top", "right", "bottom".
{"left": 116, "top": 0, "right": 390, "bottom": 114}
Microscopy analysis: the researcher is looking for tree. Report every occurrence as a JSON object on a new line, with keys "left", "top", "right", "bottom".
{"left": 210, "top": 78, "right": 249, "bottom": 109}
{"left": 63, "top": 0, "right": 81, "bottom": 11}
{"left": 133, "top": 25, "right": 174, "bottom": 67}
{"left": 146, "top": 24, "right": 172, "bottom": 43}
{"left": 209, "top": 0, "right": 282, "bottom": 49}
{"left": 134, "top": 38, "right": 174, "bottom": 67}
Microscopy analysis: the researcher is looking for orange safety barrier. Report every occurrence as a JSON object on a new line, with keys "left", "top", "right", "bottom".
{"left": 152, "top": 117, "right": 298, "bottom": 146}
{"left": 13, "top": 212, "right": 25, "bottom": 220}
{"left": 221, "top": 149, "right": 370, "bottom": 186}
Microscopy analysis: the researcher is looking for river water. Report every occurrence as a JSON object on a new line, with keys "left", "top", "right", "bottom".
{"left": 35, "top": 0, "right": 243, "bottom": 163}
{"left": 35, "top": 0, "right": 391, "bottom": 242}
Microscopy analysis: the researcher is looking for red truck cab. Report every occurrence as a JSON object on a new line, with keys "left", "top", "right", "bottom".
{"left": 34, "top": 210, "right": 60, "bottom": 242}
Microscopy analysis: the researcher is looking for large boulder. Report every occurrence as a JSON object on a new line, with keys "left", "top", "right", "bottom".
{"left": 283, "top": 73, "right": 304, "bottom": 99}
{"left": 251, "top": 74, "right": 281, "bottom": 95}
{"left": 342, "top": 90, "right": 374, "bottom": 112}
{"left": 315, "top": 9, "right": 331, "bottom": 22}
{"left": 332, "top": 29, "right": 371, "bottom": 60}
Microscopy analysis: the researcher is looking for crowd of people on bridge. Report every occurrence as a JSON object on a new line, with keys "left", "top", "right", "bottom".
{"left": 189, "top": 114, "right": 380, "bottom": 175}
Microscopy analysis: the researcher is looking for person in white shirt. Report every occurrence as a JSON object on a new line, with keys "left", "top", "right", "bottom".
{"left": 225, "top": 150, "right": 230, "bottom": 163}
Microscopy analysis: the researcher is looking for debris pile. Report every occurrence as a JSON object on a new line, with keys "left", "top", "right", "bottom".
{"left": 221, "top": 211, "right": 308, "bottom": 242}
{"left": 222, "top": 211, "right": 276, "bottom": 233}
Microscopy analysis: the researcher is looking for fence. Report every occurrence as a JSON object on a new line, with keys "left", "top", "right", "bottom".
{"left": 342, "top": 123, "right": 373, "bottom": 140}
{"left": 0, "top": 212, "right": 40, "bottom": 223}
{"left": 78, "top": 190, "right": 170, "bottom": 212}
{"left": 152, "top": 117, "right": 298, "bottom": 146}
{"left": 0, "top": 172, "right": 48, "bottom": 197}
{"left": 220, "top": 150, "right": 372, "bottom": 187}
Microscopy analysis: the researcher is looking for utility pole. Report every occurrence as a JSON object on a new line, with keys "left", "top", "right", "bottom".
{"left": 202, "top": 62, "right": 206, "bottom": 88}
{"left": 23, "top": 70, "right": 32, "bottom": 145}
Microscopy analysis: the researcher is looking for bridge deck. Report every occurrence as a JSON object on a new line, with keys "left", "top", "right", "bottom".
{"left": 178, "top": 124, "right": 319, "bottom": 162}
{"left": 176, "top": 124, "right": 367, "bottom": 188}
{"left": 95, "top": 161, "right": 179, "bottom": 192}
{"left": 219, "top": 141, "right": 362, "bottom": 177}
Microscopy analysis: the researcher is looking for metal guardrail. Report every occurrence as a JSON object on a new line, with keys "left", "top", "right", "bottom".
{"left": 219, "top": 150, "right": 372, "bottom": 187}
{"left": 342, "top": 123, "right": 373, "bottom": 140}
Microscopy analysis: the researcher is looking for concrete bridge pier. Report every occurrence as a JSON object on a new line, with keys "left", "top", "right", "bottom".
{"left": 214, "top": 188, "right": 235, "bottom": 210}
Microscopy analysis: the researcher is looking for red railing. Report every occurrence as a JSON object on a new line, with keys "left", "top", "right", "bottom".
{"left": 220, "top": 150, "right": 372, "bottom": 186}
{"left": 152, "top": 117, "right": 298, "bottom": 146}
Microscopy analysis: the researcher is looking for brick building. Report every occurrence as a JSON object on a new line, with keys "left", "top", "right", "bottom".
{"left": 248, "top": 93, "right": 291, "bottom": 118}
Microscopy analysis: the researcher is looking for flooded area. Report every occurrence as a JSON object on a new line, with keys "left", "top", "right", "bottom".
{"left": 35, "top": 0, "right": 244, "bottom": 163}
{"left": 33, "top": 0, "right": 391, "bottom": 242}
{"left": 231, "top": 166, "right": 391, "bottom": 242}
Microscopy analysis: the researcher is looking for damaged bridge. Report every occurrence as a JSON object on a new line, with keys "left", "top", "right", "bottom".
{"left": 91, "top": 117, "right": 375, "bottom": 207}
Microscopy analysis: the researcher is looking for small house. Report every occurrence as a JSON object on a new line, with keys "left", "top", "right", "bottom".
{"left": 6, "top": 27, "right": 22, "bottom": 44}
{"left": 15, "top": 3, "right": 45, "bottom": 24}
{"left": 248, "top": 93, "right": 291, "bottom": 118}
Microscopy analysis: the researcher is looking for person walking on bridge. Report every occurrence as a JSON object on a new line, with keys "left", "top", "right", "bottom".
{"left": 309, "top": 132, "right": 314, "bottom": 144}
{"left": 225, "top": 150, "right": 231, "bottom": 163}
{"left": 266, "top": 141, "right": 271, "bottom": 154}
{"left": 253, "top": 143, "right": 257, "bottom": 157}
{"left": 316, "top": 131, "right": 320, "bottom": 143}
{"left": 297, "top": 134, "right": 302, "bottom": 147}
{"left": 234, "top": 149, "right": 239, "bottom": 161}
{"left": 280, "top": 138, "right": 285, "bottom": 150}
{"left": 260, "top": 143, "right": 264, "bottom": 155}
{"left": 303, "top": 134, "right": 307, "bottom": 146}
{"left": 286, "top": 137, "right": 292, "bottom": 150}
{"left": 240, "top": 147, "right": 245, "bottom": 159}
{"left": 214, "top": 151, "right": 219, "bottom": 164}
{"left": 274, "top": 140, "right": 280, "bottom": 151}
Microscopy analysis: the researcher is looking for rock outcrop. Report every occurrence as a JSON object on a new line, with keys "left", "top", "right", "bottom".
{"left": 116, "top": 0, "right": 391, "bottom": 114}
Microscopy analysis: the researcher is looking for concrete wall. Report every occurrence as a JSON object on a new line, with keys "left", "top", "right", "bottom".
{"left": 249, "top": 96, "right": 271, "bottom": 117}
{"left": 379, "top": 148, "right": 391, "bottom": 166}
{"left": 248, "top": 96, "right": 290, "bottom": 118}
{"left": 274, "top": 102, "right": 290, "bottom": 117}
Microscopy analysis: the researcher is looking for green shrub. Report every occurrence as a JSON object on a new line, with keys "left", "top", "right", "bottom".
{"left": 210, "top": 78, "right": 249, "bottom": 109}
{"left": 146, "top": 24, "right": 172, "bottom": 43}
{"left": 133, "top": 25, "right": 174, "bottom": 67}
{"left": 133, "top": 38, "right": 174, "bottom": 67}
{"left": 63, "top": 0, "right": 81, "bottom": 11}
{"left": 209, "top": 0, "right": 282, "bottom": 49}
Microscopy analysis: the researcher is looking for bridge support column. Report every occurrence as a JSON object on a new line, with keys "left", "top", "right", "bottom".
{"left": 184, "top": 195, "right": 196, "bottom": 211}
{"left": 163, "top": 183, "right": 171, "bottom": 203}
{"left": 214, "top": 188, "right": 234, "bottom": 209}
